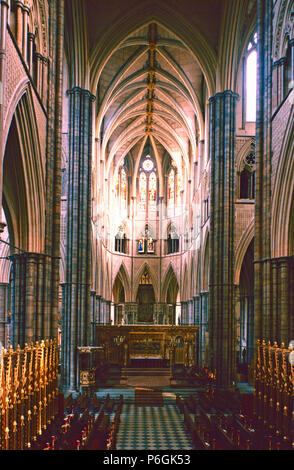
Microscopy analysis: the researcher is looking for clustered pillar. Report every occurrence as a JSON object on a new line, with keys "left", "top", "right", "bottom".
{"left": 61, "top": 87, "right": 95, "bottom": 391}
{"left": 209, "top": 90, "right": 238, "bottom": 389}
{"left": 9, "top": 253, "right": 47, "bottom": 347}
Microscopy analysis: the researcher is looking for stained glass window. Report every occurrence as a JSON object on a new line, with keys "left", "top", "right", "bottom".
{"left": 149, "top": 171, "right": 157, "bottom": 208}
{"left": 138, "top": 238, "right": 145, "bottom": 253}
{"left": 139, "top": 172, "right": 147, "bottom": 210}
{"left": 168, "top": 169, "right": 175, "bottom": 207}
{"left": 143, "top": 159, "right": 154, "bottom": 172}
{"left": 114, "top": 172, "right": 119, "bottom": 198}
{"left": 121, "top": 168, "right": 127, "bottom": 209}
{"left": 138, "top": 225, "right": 155, "bottom": 254}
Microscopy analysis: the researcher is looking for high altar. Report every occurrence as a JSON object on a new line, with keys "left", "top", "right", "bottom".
{"left": 95, "top": 325, "right": 199, "bottom": 368}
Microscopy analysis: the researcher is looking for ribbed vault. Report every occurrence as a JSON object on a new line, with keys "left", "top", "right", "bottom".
{"left": 95, "top": 21, "right": 207, "bottom": 180}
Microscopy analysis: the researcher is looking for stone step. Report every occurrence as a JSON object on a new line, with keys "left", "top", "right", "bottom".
{"left": 122, "top": 368, "right": 170, "bottom": 376}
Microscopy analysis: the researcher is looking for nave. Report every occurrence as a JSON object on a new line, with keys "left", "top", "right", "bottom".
{"left": 0, "top": 0, "right": 293, "bottom": 453}
{"left": 11, "top": 378, "right": 290, "bottom": 452}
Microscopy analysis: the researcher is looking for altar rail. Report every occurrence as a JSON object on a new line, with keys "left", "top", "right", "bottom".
{"left": 0, "top": 340, "right": 59, "bottom": 449}
{"left": 254, "top": 339, "right": 294, "bottom": 441}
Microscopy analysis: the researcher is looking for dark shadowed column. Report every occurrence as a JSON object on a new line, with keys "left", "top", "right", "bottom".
{"left": 209, "top": 90, "right": 238, "bottom": 389}
{"left": 254, "top": 0, "right": 273, "bottom": 347}
{"left": 61, "top": 87, "right": 95, "bottom": 391}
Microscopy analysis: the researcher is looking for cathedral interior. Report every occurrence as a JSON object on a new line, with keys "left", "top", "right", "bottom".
{"left": 0, "top": 0, "right": 294, "bottom": 452}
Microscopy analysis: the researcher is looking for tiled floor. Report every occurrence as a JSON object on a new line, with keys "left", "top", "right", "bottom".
{"left": 116, "top": 404, "right": 194, "bottom": 450}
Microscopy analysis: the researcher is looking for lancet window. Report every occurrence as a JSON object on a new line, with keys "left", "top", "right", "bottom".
{"left": 245, "top": 32, "right": 257, "bottom": 122}
{"left": 138, "top": 154, "right": 158, "bottom": 213}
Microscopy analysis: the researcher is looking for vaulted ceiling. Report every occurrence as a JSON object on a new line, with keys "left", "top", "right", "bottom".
{"left": 97, "top": 21, "right": 206, "bottom": 175}
{"left": 65, "top": 0, "right": 256, "bottom": 178}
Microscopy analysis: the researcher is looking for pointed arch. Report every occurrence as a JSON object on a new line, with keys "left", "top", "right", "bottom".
{"left": 112, "top": 262, "right": 131, "bottom": 303}
{"left": 202, "top": 230, "right": 210, "bottom": 292}
{"left": 2, "top": 90, "right": 45, "bottom": 252}
{"left": 162, "top": 263, "right": 179, "bottom": 304}
{"left": 181, "top": 262, "right": 188, "bottom": 302}
{"left": 271, "top": 106, "right": 294, "bottom": 257}
{"left": 134, "top": 262, "right": 158, "bottom": 302}
{"left": 235, "top": 219, "right": 255, "bottom": 285}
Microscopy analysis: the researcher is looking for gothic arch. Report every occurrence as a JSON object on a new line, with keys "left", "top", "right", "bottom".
{"left": 162, "top": 263, "right": 179, "bottom": 303}
{"left": 273, "top": 0, "right": 294, "bottom": 61}
{"left": 235, "top": 219, "right": 255, "bottom": 285}
{"left": 134, "top": 262, "right": 159, "bottom": 303}
{"left": 271, "top": 106, "right": 294, "bottom": 257}
{"left": 202, "top": 230, "right": 210, "bottom": 292}
{"left": 104, "top": 261, "right": 111, "bottom": 301}
{"left": 235, "top": 139, "right": 256, "bottom": 172}
{"left": 2, "top": 90, "right": 45, "bottom": 252}
{"left": 181, "top": 262, "right": 188, "bottom": 301}
{"left": 0, "top": 227, "right": 11, "bottom": 283}
{"left": 112, "top": 263, "right": 131, "bottom": 303}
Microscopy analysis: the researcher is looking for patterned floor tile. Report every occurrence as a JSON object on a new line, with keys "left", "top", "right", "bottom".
{"left": 116, "top": 404, "right": 194, "bottom": 450}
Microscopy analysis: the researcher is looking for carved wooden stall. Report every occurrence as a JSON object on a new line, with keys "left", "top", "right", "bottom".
{"left": 0, "top": 340, "right": 59, "bottom": 450}
{"left": 254, "top": 340, "right": 294, "bottom": 442}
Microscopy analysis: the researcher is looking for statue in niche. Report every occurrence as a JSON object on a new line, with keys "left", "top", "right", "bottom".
{"left": 138, "top": 238, "right": 144, "bottom": 253}
{"left": 138, "top": 224, "right": 155, "bottom": 254}
{"left": 147, "top": 236, "right": 154, "bottom": 253}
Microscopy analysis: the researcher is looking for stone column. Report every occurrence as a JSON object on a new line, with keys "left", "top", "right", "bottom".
{"left": 209, "top": 90, "right": 238, "bottom": 389}
{"left": 0, "top": 0, "right": 9, "bottom": 231}
{"left": 90, "top": 291, "right": 96, "bottom": 344}
{"left": 194, "top": 296, "right": 200, "bottom": 326}
{"left": 272, "top": 256, "right": 294, "bottom": 344}
{"left": 96, "top": 295, "right": 101, "bottom": 324}
{"left": 41, "top": 57, "right": 48, "bottom": 105}
{"left": 100, "top": 299, "right": 105, "bottom": 323}
{"left": 9, "top": 253, "right": 46, "bottom": 348}
{"left": 15, "top": 1, "right": 23, "bottom": 51}
{"left": 199, "top": 292, "right": 209, "bottom": 365}
{"left": 43, "top": 0, "right": 64, "bottom": 342}
{"left": 180, "top": 301, "right": 188, "bottom": 325}
{"left": 61, "top": 87, "right": 95, "bottom": 391}
{"left": 22, "top": 5, "right": 29, "bottom": 62}
{"left": 188, "top": 299, "right": 193, "bottom": 325}
{"left": 28, "top": 32, "right": 35, "bottom": 75}
{"left": 254, "top": 0, "right": 273, "bottom": 347}
{"left": 0, "top": 282, "right": 9, "bottom": 347}
{"left": 35, "top": 52, "right": 43, "bottom": 96}
{"left": 289, "top": 39, "right": 294, "bottom": 85}
{"left": 106, "top": 300, "right": 111, "bottom": 324}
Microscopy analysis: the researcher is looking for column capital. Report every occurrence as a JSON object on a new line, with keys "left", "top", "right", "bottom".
{"left": 34, "top": 51, "right": 43, "bottom": 60}
{"left": 208, "top": 90, "right": 239, "bottom": 103}
{"left": 66, "top": 86, "right": 96, "bottom": 102}
{"left": 1, "top": 1, "right": 10, "bottom": 9}
{"left": 276, "top": 56, "right": 287, "bottom": 66}
{"left": 22, "top": 5, "right": 30, "bottom": 14}
{"left": 8, "top": 251, "right": 46, "bottom": 262}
